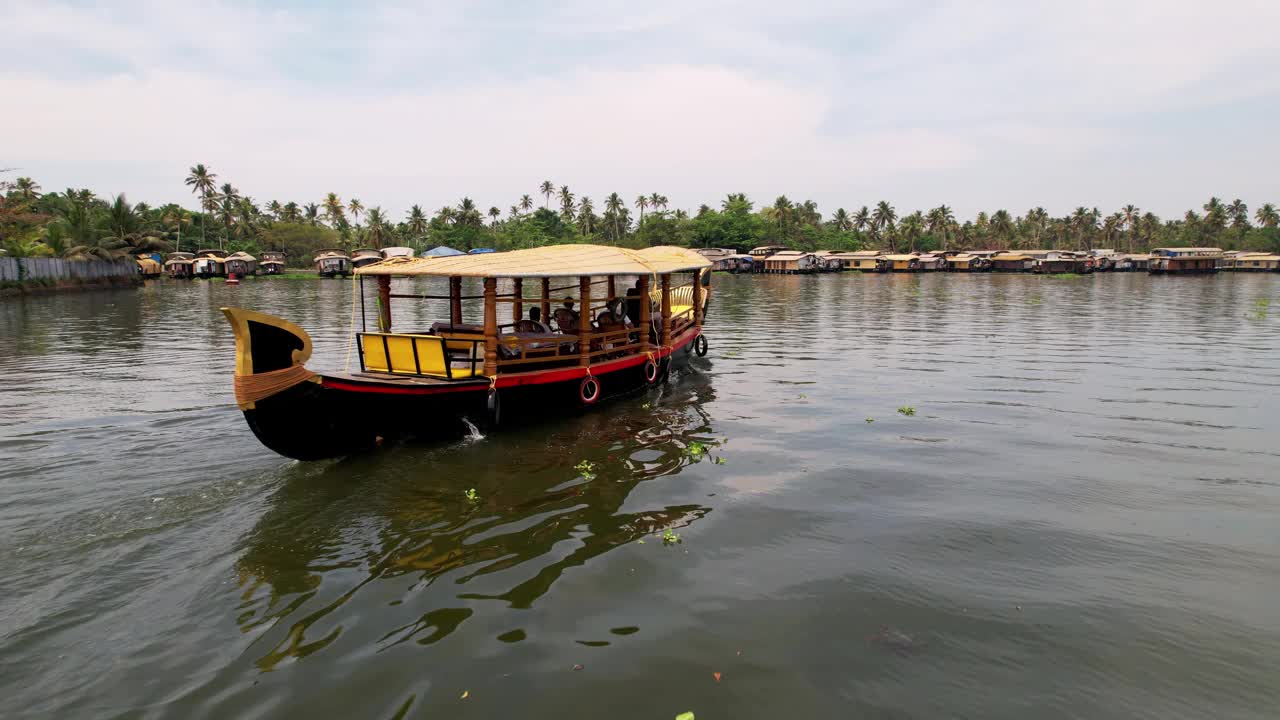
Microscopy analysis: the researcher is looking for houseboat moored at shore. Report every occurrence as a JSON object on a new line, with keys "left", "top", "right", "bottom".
{"left": 193, "top": 249, "right": 228, "bottom": 278}
{"left": 224, "top": 252, "right": 258, "bottom": 277}
{"left": 830, "top": 250, "right": 882, "bottom": 272}
{"left": 381, "top": 246, "right": 417, "bottom": 261}
{"left": 164, "top": 252, "right": 194, "bottom": 279}
{"left": 315, "top": 249, "right": 353, "bottom": 278}
{"left": 1149, "top": 247, "right": 1222, "bottom": 275}
{"left": 1033, "top": 251, "right": 1093, "bottom": 274}
{"left": 352, "top": 248, "right": 384, "bottom": 269}
{"left": 762, "top": 251, "right": 820, "bottom": 274}
{"left": 945, "top": 253, "right": 990, "bottom": 272}
{"left": 1223, "top": 253, "right": 1280, "bottom": 272}
{"left": 991, "top": 252, "right": 1033, "bottom": 272}
{"left": 879, "top": 254, "right": 922, "bottom": 272}
{"left": 916, "top": 253, "right": 947, "bottom": 272}
{"left": 259, "top": 251, "right": 286, "bottom": 275}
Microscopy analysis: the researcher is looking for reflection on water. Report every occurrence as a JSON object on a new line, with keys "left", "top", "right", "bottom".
{"left": 1, "top": 273, "right": 1279, "bottom": 719}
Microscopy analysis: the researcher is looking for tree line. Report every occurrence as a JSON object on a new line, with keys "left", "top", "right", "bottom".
{"left": 3, "top": 164, "right": 1278, "bottom": 265}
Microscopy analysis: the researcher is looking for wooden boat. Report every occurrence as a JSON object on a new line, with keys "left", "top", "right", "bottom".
{"left": 314, "top": 249, "right": 352, "bottom": 278}
{"left": 193, "top": 249, "right": 228, "bottom": 278}
{"left": 762, "top": 251, "right": 820, "bottom": 274}
{"left": 351, "top": 248, "right": 383, "bottom": 268}
{"left": 726, "top": 254, "right": 755, "bottom": 273}
{"left": 1149, "top": 247, "right": 1222, "bottom": 275}
{"left": 224, "top": 251, "right": 258, "bottom": 276}
{"left": 164, "top": 252, "right": 194, "bottom": 279}
{"left": 944, "top": 253, "right": 990, "bottom": 272}
{"left": 221, "top": 245, "right": 712, "bottom": 460}
{"left": 916, "top": 253, "right": 947, "bottom": 272}
{"left": 749, "top": 246, "right": 786, "bottom": 268}
{"left": 259, "top": 251, "right": 286, "bottom": 275}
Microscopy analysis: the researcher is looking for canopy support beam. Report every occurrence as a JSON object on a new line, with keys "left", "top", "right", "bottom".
{"left": 483, "top": 277, "right": 497, "bottom": 377}
{"left": 377, "top": 275, "right": 391, "bottom": 332}
{"left": 579, "top": 276, "right": 592, "bottom": 367}
{"left": 660, "top": 273, "right": 672, "bottom": 347}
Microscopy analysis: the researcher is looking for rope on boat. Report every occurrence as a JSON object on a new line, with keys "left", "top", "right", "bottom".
{"left": 234, "top": 364, "right": 317, "bottom": 405}
{"left": 344, "top": 274, "right": 359, "bottom": 373}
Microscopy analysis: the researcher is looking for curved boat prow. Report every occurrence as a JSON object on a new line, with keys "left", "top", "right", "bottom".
{"left": 221, "top": 307, "right": 377, "bottom": 460}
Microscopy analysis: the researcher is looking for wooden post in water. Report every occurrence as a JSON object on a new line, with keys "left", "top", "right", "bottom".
{"left": 450, "top": 276, "right": 462, "bottom": 326}
{"left": 483, "top": 277, "right": 498, "bottom": 377}
{"left": 377, "top": 275, "right": 391, "bottom": 332}
{"left": 579, "top": 276, "right": 592, "bottom": 367}
{"left": 692, "top": 269, "right": 703, "bottom": 327}
{"left": 660, "top": 273, "right": 672, "bottom": 347}
{"left": 512, "top": 278, "right": 523, "bottom": 324}
{"left": 540, "top": 278, "right": 551, "bottom": 323}
{"left": 638, "top": 275, "right": 651, "bottom": 351}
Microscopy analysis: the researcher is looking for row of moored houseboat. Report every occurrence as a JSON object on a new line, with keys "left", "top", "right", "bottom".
{"left": 160, "top": 247, "right": 419, "bottom": 279}
{"left": 695, "top": 247, "right": 1280, "bottom": 275}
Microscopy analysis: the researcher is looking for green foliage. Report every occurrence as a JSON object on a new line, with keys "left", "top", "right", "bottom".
{"left": 257, "top": 223, "right": 342, "bottom": 266}
{"left": 865, "top": 417, "right": 875, "bottom": 423}
{"left": 897, "top": 406, "right": 916, "bottom": 416}
{"left": 574, "top": 460, "right": 596, "bottom": 479}
{"left": 684, "top": 441, "right": 706, "bottom": 458}
{"left": 464, "top": 488, "right": 479, "bottom": 502}
{"left": 661, "top": 527, "right": 682, "bottom": 545}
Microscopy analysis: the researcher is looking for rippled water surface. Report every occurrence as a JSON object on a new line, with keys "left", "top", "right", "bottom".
{"left": 2, "top": 273, "right": 1279, "bottom": 719}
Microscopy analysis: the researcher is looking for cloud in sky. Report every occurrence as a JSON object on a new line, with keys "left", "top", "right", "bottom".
{"left": 4, "top": 0, "right": 1280, "bottom": 219}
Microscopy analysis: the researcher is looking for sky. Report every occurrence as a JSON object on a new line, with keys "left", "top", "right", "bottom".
{"left": 4, "top": 0, "right": 1280, "bottom": 220}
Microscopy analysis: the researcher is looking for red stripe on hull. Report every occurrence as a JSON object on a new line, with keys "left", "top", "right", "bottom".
{"left": 319, "top": 329, "right": 700, "bottom": 396}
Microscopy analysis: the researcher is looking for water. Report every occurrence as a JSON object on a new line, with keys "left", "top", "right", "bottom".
{"left": 2, "top": 273, "right": 1279, "bottom": 719}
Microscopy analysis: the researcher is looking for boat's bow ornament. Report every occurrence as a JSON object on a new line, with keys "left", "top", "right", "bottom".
{"left": 221, "top": 307, "right": 318, "bottom": 410}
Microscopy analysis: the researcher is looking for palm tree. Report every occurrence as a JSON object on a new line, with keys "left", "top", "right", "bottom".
{"left": 266, "top": 199, "right": 283, "bottom": 221}
{"left": 577, "top": 196, "right": 595, "bottom": 236}
{"left": 831, "top": 208, "right": 852, "bottom": 232}
{"left": 635, "top": 194, "right": 649, "bottom": 224}
{"left": 1228, "top": 198, "right": 1250, "bottom": 232}
{"left": 852, "top": 206, "right": 871, "bottom": 233}
{"left": 185, "top": 164, "right": 216, "bottom": 243}
{"left": 13, "top": 177, "right": 40, "bottom": 201}
{"left": 769, "top": 196, "right": 793, "bottom": 241}
{"left": 1121, "top": 204, "right": 1140, "bottom": 253}
{"left": 323, "top": 193, "right": 345, "bottom": 227}
{"left": 1140, "top": 212, "right": 1161, "bottom": 248}
{"left": 928, "top": 205, "right": 955, "bottom": 250}
{"left": 94, "top": 193, "right": 173, "bottom": 259}
{"left": 1070, "top": 206, "right": 1094, "bottom": 250}
{"left": 604, "top": 192, "right": 624, "bottom": 241}
{"left": 558, "top": 186, "right": 575, "bottom": 222}
{"left": 365, "top": 207, "right": 389, "bottom": 248}
{"left": 989, "top": 210, "right": 1013, "bottom": 248}
{"left": 303, "top": 203, "right": 320, "bottom": 226}
{"left": 488, "top": 206, "right": 501, "bottom": 228}
{"left": 872, "top": 201, "right": 896, "bottom": 250}
{"left": 455, "top": 197, "right": 482, "bottom": 227}
{"left": 216, "top": 183, "right": 241, "bottom": 249}
{"left": 162, "top": 204, "right": 190, "bottom": 251}
{"left": 348, "top": 198, "right": 364, "bottom": 224}
{"left": 281, "top": 202, "right": 301, "bottom": 223}
{"left": 519, "top": 194, "right": 534, "bottom": 215}
{"left": 1255, "top": 203, "right": 1279, "bottom": 229}
{"left": 540, "top": 180, "right": 554, "bottom": 208}
{"left": 900, "top": 211, "right": 924, "bottom": 252}
{"left": 406, "top": 204, "right": 427, "bottom": 237}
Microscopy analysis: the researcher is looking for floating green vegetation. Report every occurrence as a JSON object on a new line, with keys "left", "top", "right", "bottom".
{"left": 724, "top": 350, "right": 740, "bottom": 358}
{"left": 574, "top": 460, "right": 596, "bottom": 479}
{"left": 898, "top": 406, "right": 916, "bottom": 416}
{"left": 798, "top": 393, "right": 807, "bottom": 400}
{"left": 865, "top": 417, "right": 875, "bottom": 423}
{"left": 712, "top": 456, "right": 726, "bottom": 465}
{"left": 463, "top": 488, "right": 479, "bottom": 502}
{"left": 1257, "top": 298, "right": 1271, "bottom": 308}
{"left": 1026, "top": 295, "right": 1042, "bottom": 305}
{"left": 662, "top": 527, "right": 682, "bottom": 545}
{"left": 675, "top": 713, "right": 696, "bottom": 720}
{"left": 641, "top": 402, "right": 652, "bottom": 410}
{"left": 684, "top": 441, "right": 707, "bottom": 458}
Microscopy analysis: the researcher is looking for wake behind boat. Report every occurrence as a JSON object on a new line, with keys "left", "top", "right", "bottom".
{"left": 223, "top": 244, "right": 712, "bottom": 460}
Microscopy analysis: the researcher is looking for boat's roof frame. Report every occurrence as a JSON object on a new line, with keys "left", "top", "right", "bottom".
{"left": 355, "top": 244, "right": 710, "bottom": 279}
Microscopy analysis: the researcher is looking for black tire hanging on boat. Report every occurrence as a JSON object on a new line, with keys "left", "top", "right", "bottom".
{"left": 579, "top": 376, "right": 601, "bottom": 405}
{"left": 486, "top": 388, "right": 501, "bottom": 427}
{"left": 643, "top": 358, "right": 660, "bottom": 385}
{"left": 694, "top": 334, "right": 709, "bottom": 357}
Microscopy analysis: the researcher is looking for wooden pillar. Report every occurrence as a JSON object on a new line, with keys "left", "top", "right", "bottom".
{"left": 607, "top": 275, "right": 616, "bottom": 304}
{"left": 483, "top": 277, "right": 498, "bottom": 377}
{"left": 660, "top": 273, "right": 672, "bottom": 347}
{"left": 579, "top": 275, "right": 592, "bottom": 367}
{"left": 449, "top": 276, "right": 462, "bottom": 326}
{"left": 377, "top": 275, "right": 391, "bottom": 332}
{"left": 512, "top": 278, "right": 523, "bottom": 324}
{"left": 638, "top": 275, "right": 651, "bottom": 351}
{"left": 540, "top": 278, "right": 551, "bottom": 321}
{"left": 692, "top": 269, "right": 703, "bottom": 327}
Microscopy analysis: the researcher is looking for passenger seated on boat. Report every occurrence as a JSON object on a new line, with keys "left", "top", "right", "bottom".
{"left": 593, "top": 310, "right": 629, "bottom": 354}
{"left": 552, "top": 301, "right": 578, "bottom": 333}
{"left": 526, "top": 307, "right": 553, "bottom": 333}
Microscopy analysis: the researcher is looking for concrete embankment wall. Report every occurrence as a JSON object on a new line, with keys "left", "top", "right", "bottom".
{"left": 0, "top": 257, "right": 139, "bottom": 282}
{"left": 0, "top": 257, "right": 142, "bottom": 295}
